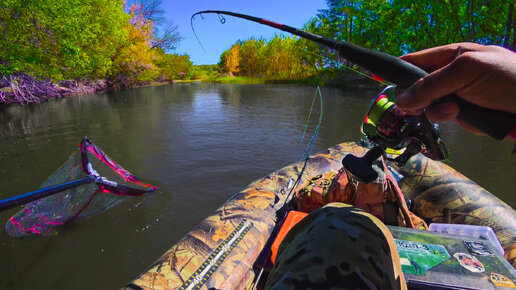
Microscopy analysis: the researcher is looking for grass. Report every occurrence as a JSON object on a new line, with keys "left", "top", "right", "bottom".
{"left": 168, "top": 69, "right": 382, "bottom": 88}
{"left": 211, "top": 76, "right": 270, "bottom": 84}
{"left": 203, "top": 73, "right": 328, "bottom": 85}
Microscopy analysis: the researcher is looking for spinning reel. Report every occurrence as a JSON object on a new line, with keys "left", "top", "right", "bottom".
{"left": 343, "top": 86, "right": 448, "bottom": 182}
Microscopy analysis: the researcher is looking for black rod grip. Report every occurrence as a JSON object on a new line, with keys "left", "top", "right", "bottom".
{"left": 442, "top": 96, "right": 516, "bottom": 140}
{"left": 336, "top": 43, "right": 516, "bottom": 140}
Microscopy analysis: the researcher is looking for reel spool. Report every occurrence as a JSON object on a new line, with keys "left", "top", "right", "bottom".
{"left": 343, "top": 86, "right": 448, "bottom": 183}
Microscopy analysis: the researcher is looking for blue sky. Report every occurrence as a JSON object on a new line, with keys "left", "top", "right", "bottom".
{"left": 162, "top": 1, "right": 328, "bottom": 65}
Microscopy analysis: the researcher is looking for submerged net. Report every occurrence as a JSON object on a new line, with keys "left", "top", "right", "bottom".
{"left": 5, "top": 138, "right": 158, "bottom": 237}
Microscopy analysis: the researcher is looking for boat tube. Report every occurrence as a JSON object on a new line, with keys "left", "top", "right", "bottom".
{"left": 125, "top": 142, "right": 516, "bottom": 289}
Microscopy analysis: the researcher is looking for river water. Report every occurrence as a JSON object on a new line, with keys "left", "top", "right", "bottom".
{"left": 0, "top": 84, "right": 514, "bottom": 289}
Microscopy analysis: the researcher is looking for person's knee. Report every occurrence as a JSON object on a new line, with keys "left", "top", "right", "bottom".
{"left": 266, "top": 204, "right": 406, "bottom": 289}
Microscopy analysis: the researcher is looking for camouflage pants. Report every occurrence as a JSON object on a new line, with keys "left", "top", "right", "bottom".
{"left": 265, "top": 203, "right": 406, "bottom": 290}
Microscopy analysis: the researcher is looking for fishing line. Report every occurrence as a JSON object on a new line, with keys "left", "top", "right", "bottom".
{"left": 299, "top": 86, "right": 323, "bottom": 160}
{"left": 192, "top": 10, "right": 389, "bottom": 88}
{"left": 284, "top": 86, "right": 323, "bottom": 209}
{"left": 191, "top": 10, "right": 327, "bottom": 210}
{"left": 297, "top": 87, "right": 320, "bottom": 159}
{"left": 341, "top": 63, "right": 389, "bottom": 85}
{"left": 189, "top": 10, "right": 438, "bottom": 91}
{"left": 253, "top": 113, "right": 321, "bottom": 288}
{"left": 300, "top": 46, "right": 388, "bottom": 86}
{"left": 190, "top": 14, "right": 207, "bottom": 53}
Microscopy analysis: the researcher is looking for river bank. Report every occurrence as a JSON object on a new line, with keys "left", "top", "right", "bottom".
{"left": 200, "top": 69, "right": 383, "bottom": 89}
{"left": 0, "top": 73, "right": 175, "bottom": 106}
{"left": 0, "top": 70, "right": 381, "bottom": 106}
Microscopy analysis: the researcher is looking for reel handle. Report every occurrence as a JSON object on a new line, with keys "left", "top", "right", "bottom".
{"left": 342, "top": 144, "right": 385, "bottom": 183}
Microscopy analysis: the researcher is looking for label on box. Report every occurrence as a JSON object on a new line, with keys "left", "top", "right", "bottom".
{"left": 454, "top": 252, "right": 485, "bottom": 273}
{"left": 464, "top": 240, "right": 494, "bottom": 256}
{"left": 395, "top": 239, "right": 450, "bottom": 276}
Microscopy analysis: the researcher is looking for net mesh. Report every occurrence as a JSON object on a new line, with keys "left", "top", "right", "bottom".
{"left": 5, "top": 138, "right": 157, "bottom": 237}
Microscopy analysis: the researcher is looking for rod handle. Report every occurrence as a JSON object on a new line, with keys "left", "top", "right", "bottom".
{"left": 337, "top": 43, "right": 516, "bottom": 140}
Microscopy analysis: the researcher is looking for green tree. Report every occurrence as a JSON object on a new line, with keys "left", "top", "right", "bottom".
{"left": 238, "top": 38, "right": 265, "bottom": 76}
{"left": 0, "top": 0, "right": 187, "bottom": 85}
{"left": 0, "top": 0, "right": 129, "bottom": 79}
{"left": 156, "top": 51, "right": 192, "bottom": 80}
{"left": 262, "top": 35, "right": 312, "bottom": 78}
{"left": 389, "top": 0, "right": 512, "bottom": 53}
{"left": 306, "top": 0, "right": 515, "bottom": 63}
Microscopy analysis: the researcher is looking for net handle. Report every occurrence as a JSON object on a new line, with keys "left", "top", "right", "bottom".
{"left": 0, "top": 176, "right": 94, "bottom": 212}
{"left": 1, "top": 137, "right": 158, "bottom": 212}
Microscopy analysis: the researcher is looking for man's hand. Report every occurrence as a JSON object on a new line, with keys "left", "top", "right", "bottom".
{"left": 396, "top": 43, "right": 516, "bottom": 134}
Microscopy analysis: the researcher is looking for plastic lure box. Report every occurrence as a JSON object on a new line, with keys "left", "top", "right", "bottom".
{"left": 388, "top": 225, "right": 516, "bottom": 289}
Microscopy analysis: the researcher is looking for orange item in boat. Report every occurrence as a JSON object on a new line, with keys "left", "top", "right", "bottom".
{"left": 270, "top": 210, "right": 308, "bottom": 264}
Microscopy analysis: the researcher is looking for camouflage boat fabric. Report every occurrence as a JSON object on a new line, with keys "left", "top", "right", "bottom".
{"left": 394, "top": 154, "right": 516, "bottom": 253}
{"left": 125, "top": 142, "right": 516, "bottom": 289}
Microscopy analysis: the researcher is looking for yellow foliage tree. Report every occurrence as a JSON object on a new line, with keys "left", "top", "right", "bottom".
{"left": 225, "top": 44, "right": 240, "bottom": 76}
{"left": 219, "top": 36, "right": 315, "bottom": 79}
{"left": 110, "top": 6, "right": 159, "bottom": 85}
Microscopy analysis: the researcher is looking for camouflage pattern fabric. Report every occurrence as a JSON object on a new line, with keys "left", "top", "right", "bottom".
{"left": 265, "top": 203, "right": 406, "bottom": 290}
{"left": 126, "top": 143, "right": 515, "bottom": 289}
{"left": 295, "top": 158, "right": 426, "bottom": 230}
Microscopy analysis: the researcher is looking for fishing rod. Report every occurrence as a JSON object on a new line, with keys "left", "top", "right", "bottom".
{"left": 191, "top": 10, "right": 516, "bottom": 140}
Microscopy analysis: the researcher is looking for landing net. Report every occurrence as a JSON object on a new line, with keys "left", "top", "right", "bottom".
{"left": 5, "top": 138, "right": 158, "bottom": 237}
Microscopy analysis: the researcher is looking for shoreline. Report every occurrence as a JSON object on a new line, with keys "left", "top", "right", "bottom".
{"left": 0, "top": 72, "right": 381, "bottom": 106}
{"left": 0, "top": 73, "right": 177, "bottom": 106}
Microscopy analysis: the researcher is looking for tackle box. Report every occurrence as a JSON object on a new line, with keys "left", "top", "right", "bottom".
{"left": 388, "top": 225, "right": 516, "bottom": 289}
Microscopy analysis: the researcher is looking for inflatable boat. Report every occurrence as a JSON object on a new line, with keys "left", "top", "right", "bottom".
{"left": 124, "top": 142, "right": 516, "bottom": 290}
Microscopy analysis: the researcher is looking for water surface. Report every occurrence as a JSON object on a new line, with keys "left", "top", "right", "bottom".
{"left": 0, "top": 84, "right": 514, "bottom": 289}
